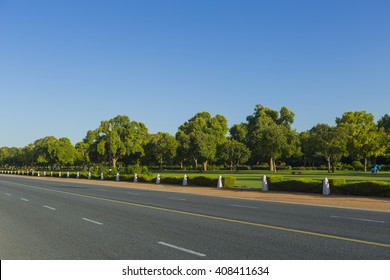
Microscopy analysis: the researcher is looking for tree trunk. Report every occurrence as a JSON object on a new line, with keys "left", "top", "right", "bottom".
{"left": 364, "top": 157, "right": 368, "bottom": 172}
{"left": 194, "top": 158, "right": 198, "bottom": 171}
{"left": 327, "top": 159, "right": 331, "bottom": 173}
{"left": 203, "top": 161, "right": 208, "bottom": 172}
{"left": 270, "top": 157, "right": 276, "bottom": 172}
{"left": 112, "top": 157, "right": 117, "bottom": 168}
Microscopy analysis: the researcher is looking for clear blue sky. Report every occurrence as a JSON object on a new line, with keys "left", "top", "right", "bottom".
{"left": 1, "top": 0, "right": 389, "bottom": 147}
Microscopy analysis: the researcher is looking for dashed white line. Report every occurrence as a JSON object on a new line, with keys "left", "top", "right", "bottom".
{"left": 82, "top": 218, "right": 103, "bottom": 225}
{"left": 20, "top": 198, "right": 29, "bottom": 202}
{"left": 331, "top": 215, "right": 385, "bottom": 224}
{"left": 43, "top": 205, "right": 56, "bottom": 211}
{"left": 5, "top": 193, "right": 11, "bottom": 196}
{"left": 230, "top": 204, "right": 258, "bottom": 209}
{"left": 158, "top": 241, "right": 206, "bottom": 257}
{"left": 126, "top": 192, "right": 140, "bottom": 195}
{"left": 169, "top": 197, "right": 187, "bottom": 201}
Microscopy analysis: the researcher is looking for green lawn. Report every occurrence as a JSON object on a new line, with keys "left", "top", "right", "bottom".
{"left": 153, "top": 170, "right": 390, "bottom": 189}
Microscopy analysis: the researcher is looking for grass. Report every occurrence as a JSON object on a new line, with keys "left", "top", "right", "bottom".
{"left": 152, "top": 170, "right": 390, "bottom": 189}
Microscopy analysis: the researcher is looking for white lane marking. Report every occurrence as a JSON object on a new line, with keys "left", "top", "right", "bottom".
{"left": 82, "top": 218, "right": 103, "bottom": 225}
{"left": 158, "top": 241, "right": 206, "bottom": 257}
{"left": 230, "top": 204, "right": 258, "bottom": 209}
{"left": 126, "top": 192, "right": 140, "bottom": 195}
{"left": 20, "top": 198, "right": 29, "bottom": 202}
{"left": 5, "top": 193, "right": 11, "bottom": 196}
{"left": 331, "top": 215, "right": 385, "bottom": 224}
{"left": 169, "top": 197, "right": 187, "bottom": 201}
{"left": 43, "top": 205, "right": 56, "bottom": 211}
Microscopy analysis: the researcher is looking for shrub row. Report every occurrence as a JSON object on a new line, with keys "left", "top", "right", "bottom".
{"left": 267, "top": 175, "right": 390, "bottom": 197}
{"left": 0, "top": 170, "right": 235, "bottom": 188}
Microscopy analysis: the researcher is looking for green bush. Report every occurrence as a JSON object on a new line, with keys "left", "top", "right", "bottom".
{"left": 188, "top": 176, "right": 216, "bottom": 187}
{"left": 222, "top": 177, "right": 236, "bottom": 188}
{"left": 340, "top": 181, "right": 390, "bottom": 197}
{"left": 352, "top": 161, "right": 364, "bottom": 171}
{"left": 161, "top": 176, "right": 183, "bottom": 185}
{"left": 268, "top": 179, "right": 322, "bottom": 194}
{"left": 267, "top": 176, "right": 284, "bottom": 184}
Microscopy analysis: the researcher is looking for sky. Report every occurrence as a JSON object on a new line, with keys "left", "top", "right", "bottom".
{"left": 0, "top": 0, "right": 389, "bottom": 147}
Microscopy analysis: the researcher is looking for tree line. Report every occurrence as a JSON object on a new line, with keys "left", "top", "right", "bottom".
{"left": 1, "top": 105, "right": 389, "bottom": 173}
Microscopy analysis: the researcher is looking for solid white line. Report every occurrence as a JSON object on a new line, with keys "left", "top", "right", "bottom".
{"left": 331, "top": 215, "right": 385, "bottom": 224}
{"left": 43, "top": 205, "right": 56, "bottom": 211}
{"left": 230, "top": 204, "right": 258, "bottom": 209}
{"left": 158, "top": 241, "right": 206, "bottom": 257}
{"left": 82, "top": 218, "right": 103, "bottom": 225}
{"left": 20, "top": 198, "right": 29, "bottom": 202}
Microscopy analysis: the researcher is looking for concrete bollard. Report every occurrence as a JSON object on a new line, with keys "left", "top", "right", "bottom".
{"left": 217, "top": 175, "right": 223, "bottom": 188}
{"left": 88, "top": 172, "right": 91, "bottom": 179}
{"left": 67, "top": 172, "right": 70, "bottom": 178}
{"left": 156, "top": 174, "right": 161, "bottom": 184}
{"left": 101, "top": 173, "right": 104, "bottom": 180}
{"left": 50, "top": 171, "right": 53, "bottom": 177}
{"left": 38, "top": 171, "right": 40, "bottom": 177}
{"left": 116, "top": 173, "right": 120, "bottom": 181}
{"left": 183, "top": 174, "right": 188, "bottom": 186}
{"left": 323, "top": 178, "right": 330, "bottom": 196}
{"left": 134, "top": 173, "right": 138, "bottom": 182}
{"left": 59, "top": 172, "right": 62, "bottom": 178}
{"left": 44, "top": 171, "right": 46, "bottom": 176}
{"left": 77, "top": 172, "right": 80, "bottom": 179}
{"left": 262, "top": 175, "right": 268, "bottom": 192}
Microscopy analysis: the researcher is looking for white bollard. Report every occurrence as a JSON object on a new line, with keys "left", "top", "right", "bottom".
{"left": 59, "top": 172, "right": 61, "bottom": 178}
{"left": 183, "top": 174, "right": 188, "bottom": 186}
{"left": 88, "top": 172, "right": 91, "bottom": 179}
{"left": 134, "top": 173, "right": 138, "bottom": 182}
{"left": 43, "top": 171, "right": 46, "bottom": 176}
{"left": 77, "top": 172, "right": 80, "bottom": 179}
{"left": 116, "top": 173, "right": 120, "bottom": 181}
{"left": 38, "top": 171, "right": 40, "bottom": 177}
{"left": 101, "top": 173, "right": 104, "bottom": 180}
{"left": 323, "top": 178, "right": 330, "bottom": 196}
{"left": 32, "top": 171, "right": 35, "bottom": 176}
{"left": 67, "top": 172, "right": 70, "bottom": 178}
{"left": 262, "top": 175, "right": 268, "bottom": 192}
{"left": 50, "top": 171, "right": 53, "bottom": 177}
{"left": 156, "top": 174, "right": 161, "bottom": 184}
{"left": 217, "top": 175, "right": 223, "bottom": 188}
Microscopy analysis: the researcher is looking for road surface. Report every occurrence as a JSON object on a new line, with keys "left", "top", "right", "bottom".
{"left": 0, "top": 175, "right": 389, "bottom": 259}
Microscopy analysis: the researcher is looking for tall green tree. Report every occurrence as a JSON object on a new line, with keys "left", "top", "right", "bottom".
{"left": 220, "top": 139, "right": 251, "bottom": 171}
{"left": 48, "top": 137, "right": 78, "bottom": 168}
{"left": 176, "top": 112, "right": 228, "bottom": 171}
{"left": 147, "top": 132, "right": 178, "bottom": 169}
{"left": 336, "top": 111, "right": 387, "bottom": 171}
{"left": 308, "top": 124, "right": 347, "bottom": 173}
{"left": 245, "top": 105, "right": 298, "bottom": 171}
{"left": 95, "top": 115, "right": 149, "bottom": 168}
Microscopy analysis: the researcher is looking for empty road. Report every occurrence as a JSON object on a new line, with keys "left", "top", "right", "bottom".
{"left": 0, "top": 175, "right": 389, "bottom": 259}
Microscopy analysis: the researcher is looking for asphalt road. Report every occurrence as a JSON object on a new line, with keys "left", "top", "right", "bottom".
{"left": 0, "top": 175, "right": 389, "bottom": 259}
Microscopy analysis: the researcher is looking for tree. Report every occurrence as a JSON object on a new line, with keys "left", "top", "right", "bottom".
{"left": 95, "top": 115, "right": 149, "bottom": 168}
{"left": 336, "top": 111, "right": 387, "bottom": 171}
{"left": 48, "top": 137, "right": 78, "bottom": 168}
{"left": 377, "top": 114, "right": 390, "bottom": 132}
{"left": 245, "top": 105, "right": 298, "bottom": 171}
{"left": 176, "top": 112, "right": 228, "bottom": 171}
{"left": 148, "top": 132, "right": 178, "bottom": 169}
{"left": 220, "top": 139, "right": 251, "bottom": 171}
{"left": 308, "top": 124, "right": 347, "bottom": 173}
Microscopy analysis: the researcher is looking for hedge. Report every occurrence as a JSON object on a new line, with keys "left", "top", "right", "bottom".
{"left": 268, "top": 178, "right": 322, "bottom": 194}
{"left": 1, "top": 170, "right": 235, "bottom": 188}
